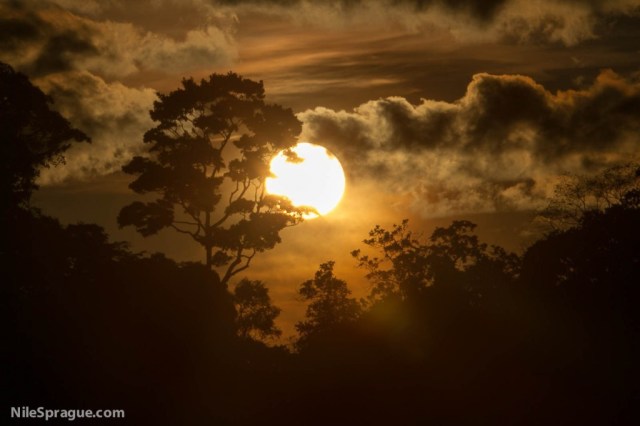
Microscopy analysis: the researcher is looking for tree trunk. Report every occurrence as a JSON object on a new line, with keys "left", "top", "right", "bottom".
{"left": 205, "top": 245, "right": 212, "bottom": 270}
{"left": 205, "top": 211, "right": 212, "bottom": 269}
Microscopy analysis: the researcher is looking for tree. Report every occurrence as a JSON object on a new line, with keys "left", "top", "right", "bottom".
{"left": 233, "top": 278, "right": 282, "bottom": 341}
{"left": 352, "top": 219, "right": 519, "bottom": 301}
{"left": 118, "top": 72, "right": 307, "bottom": 285}
{"left": 537, "top": 162, "right": 640, "bottom": 230}
{"left": 0, "top": 61, "right": 88, "bottom": 210}
{"left": 521, "top": 185, "right": 640, "bottom": 414}
{"left": 525, "top": 165, "right": 640, "bottom": 294}
{"left": 295, "top": 261, "right": 362, "bottom": 345}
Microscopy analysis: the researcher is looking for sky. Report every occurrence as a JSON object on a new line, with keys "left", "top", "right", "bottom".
{"left": 3, "top": 0, "right": 640, "bottom": 338}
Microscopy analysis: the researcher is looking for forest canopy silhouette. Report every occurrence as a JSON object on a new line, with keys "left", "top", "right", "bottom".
{"left": 4, "top": 63, "right": 639, "bottom": 425}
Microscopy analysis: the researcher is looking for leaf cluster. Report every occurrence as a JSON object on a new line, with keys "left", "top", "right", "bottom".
{"left": 233, "top": 279, "right": 282, "bottom": 341}
{"left": 352, "top": 219, "right": 520, "bottom": 301}
{"left": 295, "top": 261, "right": 363, "bottom": 344}
{"left": 0, "top": 62, "right": 89, "bottom": 209}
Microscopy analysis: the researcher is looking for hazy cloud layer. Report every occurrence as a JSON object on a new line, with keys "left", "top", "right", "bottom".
{"left": 299, "top": 70, "right": 640, "bottom": 216}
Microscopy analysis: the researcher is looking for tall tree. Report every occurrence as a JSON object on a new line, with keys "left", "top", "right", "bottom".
{"left": 118, "top": 73, "right": 307, "bottom": 285}
{"left": 0, "top": 61, "right": 88, "bottom": 210}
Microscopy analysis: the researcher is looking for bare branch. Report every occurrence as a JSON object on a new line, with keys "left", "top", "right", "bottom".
{"left": 228, "top": 180, "right": 240, "bottom": 206}
{"left": 177, "top": 200, "right": 204, "bottom": 234}
{"left": 229, "top": 249, "right": 258, "bottom": 279}
{"left": 170, "top": 223, "right": 198, "bottom": 238}
{"left": 173, "top": 220, "right": 199, "bottom": 226}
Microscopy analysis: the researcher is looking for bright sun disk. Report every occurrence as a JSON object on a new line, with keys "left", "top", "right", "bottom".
{"left": 266, "top": 142, "right": 346, "bottom": 218}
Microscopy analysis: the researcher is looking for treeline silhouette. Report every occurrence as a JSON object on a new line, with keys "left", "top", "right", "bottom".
{"left": 3, "top": 63, "right": 639, "bottom": 425}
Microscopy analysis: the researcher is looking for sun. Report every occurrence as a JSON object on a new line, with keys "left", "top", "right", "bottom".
{"left": 266, "top": 142, "right": 346, "bottom": 218}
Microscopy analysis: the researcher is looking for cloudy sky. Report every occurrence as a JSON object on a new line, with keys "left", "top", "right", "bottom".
{"left": 4, "top": 0, "right": 640, "bottom": 337}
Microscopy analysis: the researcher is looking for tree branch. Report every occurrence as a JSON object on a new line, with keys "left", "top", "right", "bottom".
{"left": 174, "top": 220, "right": 199, "bottom": 226}
{"left": 214, "top": 178, "right": 250, "bottom": 228}
{"left": 177, "top": 200, "right": 204, "bottom": 234}
{"left": 221, "top": 248, "right": 257, "bottom": 285}
{"left": 170, "top": 223, "right": 198, "bottom": 238}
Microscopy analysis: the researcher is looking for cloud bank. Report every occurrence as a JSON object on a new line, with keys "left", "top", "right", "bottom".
{"left": 299, "top": 70, "right": 640, "bottom": 216}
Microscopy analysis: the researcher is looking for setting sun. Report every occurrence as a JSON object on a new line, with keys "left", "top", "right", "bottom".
{"left": 266, "top": 142, "right": 346, "bottom": 217}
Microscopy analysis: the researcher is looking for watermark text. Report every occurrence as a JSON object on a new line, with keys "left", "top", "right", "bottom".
{"left": 10, "top": 406, "right": 125, "bottom": 421}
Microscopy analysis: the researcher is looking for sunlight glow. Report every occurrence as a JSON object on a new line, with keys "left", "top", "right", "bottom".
{"left": 266, "top": 142, "right": 346, "bottom": 218}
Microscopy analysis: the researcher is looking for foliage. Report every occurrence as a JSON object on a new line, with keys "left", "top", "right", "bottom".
{"left": 524, "top": 182, "right": 640, "bottom": 297}
{"left": 352, "top": 219, "right": 520, "bottom": 301}
{"left": 118, "top": 72, "right": 307, "bottom": 284}
{"left": 0, "top": 61, "right": 88, "bottom": 209}
{"left": 295, "top": 261, "right": 362, "bottom": 347}
{"left": 537, "top": 162, "right": 640, "bottom": 230}
{"left": 233, "top": 278, "right": 282, "bottom": 341}
{"left": 5, "top": 208, "right": 238, "bottom": 423}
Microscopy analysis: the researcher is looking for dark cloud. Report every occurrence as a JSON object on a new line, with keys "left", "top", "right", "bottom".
{"left": 30, "top": 31, "right": 99, "bottom": 76}
{"left": 0, "top": 8, "right": 58, "bottom": 71}
{"left": 503, "top": 71, "right": 640, "bottom": 158}
{"left": 0, "top": 2, "right": 101, "bottom": 77}
{"left": 0, "top": 11, "right": 44, "bottom": 50}
{"left": 212, "top": 0, "right": 527, "bottom": 23}
{"left": 409, "top": 0, "right": 509, "bottom": 21}
{"left": 298, "top": 70, "right": 640, "bottom": 216}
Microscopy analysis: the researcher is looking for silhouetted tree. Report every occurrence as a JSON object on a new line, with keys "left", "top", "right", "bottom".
{"left": 520, "top": 177, "right": 640, "bottom": 422}
{"left": 537, "top": 162, "right": 640, "bottom": 230}
{"left": 295, "top": 261, "right": 362, "bottom": 347}
{"left": 118, "top": 72, "right": 307, "bottom": 284}
{"left": 0, "top": 61, "right": 88, "bottom": 210}
{"left": 233, "top": 278, "right": 282, "bottom": 341}
{"left": 352, "top": 219, "right": 519, "bottom": 301}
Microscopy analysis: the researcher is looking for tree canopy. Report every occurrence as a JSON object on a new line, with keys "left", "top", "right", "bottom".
{"left": 352, "top": 219, "right": 519, "bottom": 302}
{"left": 0, "top": 61, "right": 88, "bottom": 210}
{"left": 118, "top": 72, "right": 307, "bottom": 284}
{"left": 233, "top": 278, "right": 282, "bottom": 341}
{"left": 537, "top": 162, "right": 640, "bottom": 230}
{"left": 295, "top": 261, "right": 362, "bottom": 347}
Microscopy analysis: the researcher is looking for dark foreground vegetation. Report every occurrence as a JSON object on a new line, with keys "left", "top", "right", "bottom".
{"left": 3, "top": 62, "right": 639, "bottom": 425}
